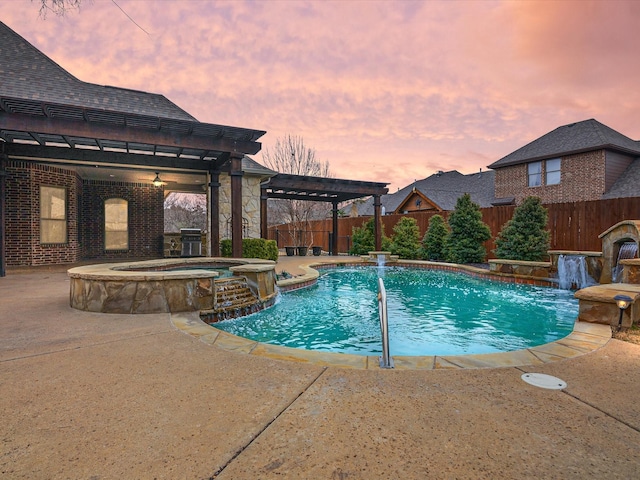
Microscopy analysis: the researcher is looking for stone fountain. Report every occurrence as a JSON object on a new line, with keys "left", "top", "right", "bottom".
{"left": 599, "top": 220, "right": 640, "bottom": 284}
{"left": 570, "top": 220, "right": 640, "bottom": 329}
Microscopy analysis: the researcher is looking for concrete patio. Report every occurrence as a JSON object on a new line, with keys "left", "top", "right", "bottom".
{"left": 1, "top": 258, "right": 639, "bottom": 479}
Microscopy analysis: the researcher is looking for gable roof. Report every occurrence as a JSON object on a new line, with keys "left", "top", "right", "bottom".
{"left": 0, "top": 21, "right": 196, "bottom": 121}
{"left": 488, "top": 119, "right": 640, "bottom": 169}
{"left": 0, "top": 21, "right": 265, "bottom": 169}
{"left": 602, "top": 158, "right": 640, "bottom": 199}
{"left": 349, "top": 169, "right": 495, "bottom": 216}
{"left": 394, "top": 188, "right": 442, "bottom": 213}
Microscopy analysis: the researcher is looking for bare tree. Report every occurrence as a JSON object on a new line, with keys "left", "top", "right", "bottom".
{"left": 164, "top": 193, "right": 207, "bottom": 233}
{"left": 35, "top": 0, "right": 84, "bottom": 17}
{"left": 262, "top": 135, "right": 332, "bottom": 246}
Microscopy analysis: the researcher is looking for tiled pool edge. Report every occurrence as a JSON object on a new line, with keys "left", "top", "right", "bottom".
{"left": 276, "top": 259, "right": 560, "bottom": 293}
{"left": 171, "top": 311, "right": 612, "bottom": 371}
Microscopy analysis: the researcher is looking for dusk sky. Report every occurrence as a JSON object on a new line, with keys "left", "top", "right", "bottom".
{"left": 3, "top": 0, "right": 640, "bottom": 191}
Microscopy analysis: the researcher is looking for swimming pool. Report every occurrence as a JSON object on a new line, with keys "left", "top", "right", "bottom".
{"left": 215, "top": 266, "right": 578, "bottom": 356}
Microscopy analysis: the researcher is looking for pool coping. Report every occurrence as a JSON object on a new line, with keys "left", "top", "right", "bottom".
{"left": 172, "top": 258, "right": 612, "bottom": 370}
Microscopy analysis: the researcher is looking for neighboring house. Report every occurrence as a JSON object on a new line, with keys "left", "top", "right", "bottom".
{"left": 488, "top": 119, "right": 640, "bottom": 204}
{"left": 349, "top": 119, "right": 640, "bottom": 218}
{"left": 0, "top": 21, "right": 269, "bottom": 270}
{"left": 347, "top": 169, "right": 495, "bottom": 216}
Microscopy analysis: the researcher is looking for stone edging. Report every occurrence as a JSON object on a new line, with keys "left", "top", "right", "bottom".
{"left": 178, "top": 258, "right": 611, "bottom": 370}
{"left": 172, "top": 311, "right": 611, "bottom": 370}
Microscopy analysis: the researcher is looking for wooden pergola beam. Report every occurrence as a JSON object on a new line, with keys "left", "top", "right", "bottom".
{"left": 3, "top": 143, "right": 225, "bottom": 171}
{"left": 266, "top": 174, "right": 387, "bottom": 196}
{"left": 0, "top": 111, "right": 263, "bottom": 155}
{"left": 261, "top": 173, "right": 388, "bottom": 255}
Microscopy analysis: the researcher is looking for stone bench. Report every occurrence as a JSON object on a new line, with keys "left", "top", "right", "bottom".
{"left": 574, "top": 284, "right": 640, "bottom": 328}
{"left": 488, "top": 259, "right": 551, "bottom": 278}
{"left": 361, "top": 251, "right": 399, "bottom": 263}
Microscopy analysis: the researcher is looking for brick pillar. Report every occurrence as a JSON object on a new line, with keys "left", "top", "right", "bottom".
{"left": 0, "top": 149, "right": 6, "bottom": 277}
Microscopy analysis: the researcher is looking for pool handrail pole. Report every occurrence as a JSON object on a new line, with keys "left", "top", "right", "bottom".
{"left": 377, "top": 277, "right": 394, "bottom": 369}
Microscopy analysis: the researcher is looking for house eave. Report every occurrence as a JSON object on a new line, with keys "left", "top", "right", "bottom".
{"left": 488, "top": 144, "right": 640, "bottom": 169}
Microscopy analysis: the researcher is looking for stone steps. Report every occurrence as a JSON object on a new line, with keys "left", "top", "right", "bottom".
{"left": 202, "top": 276, "right": 263, "bottom": 322}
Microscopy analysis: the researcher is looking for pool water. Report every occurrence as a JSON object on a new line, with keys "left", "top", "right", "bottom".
{"left": 215, "top": 267, "right": 578, "bottom": 356}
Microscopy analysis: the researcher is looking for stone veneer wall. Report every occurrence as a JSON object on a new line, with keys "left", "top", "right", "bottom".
{"left": 5, "top": 161, "right": 80, "bottom": 266}
{"left": 218, "top": 173, "right": 261, "bottom": 239}
{"left": 81, "top": 180, "right": 164, "bottom": 260}
{"left": 494, "top": 150, "right": 606, "bottom": 204}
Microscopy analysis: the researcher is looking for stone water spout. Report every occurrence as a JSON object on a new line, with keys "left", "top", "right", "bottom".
{"left": 598, "top": 220, "right": 640, "bottom": 284}
{"left": 362, "top": 251, "right": 398, "bottom": 265}
{"left": 612, "top": 242, "right": 639, "bottom": 282}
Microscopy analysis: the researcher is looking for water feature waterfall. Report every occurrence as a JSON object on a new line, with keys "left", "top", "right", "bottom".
{"left": 377, "top": 254, "right": 386, "bottom": 267}
{"left": 612, "top": 242, "right": 639, "bottom": 282}
{"left": 557, "top": 255, "right": 597, "bottom": 290}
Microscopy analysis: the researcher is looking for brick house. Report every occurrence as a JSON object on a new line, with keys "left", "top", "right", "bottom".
{"left": 348, "top": 119, "right": 640, "bottom": 220}
{"left": 0, "top": 21, "right": 271, "bottom": 275}
{"left": 488, "top": 119, "right": 640, "bottom": 205}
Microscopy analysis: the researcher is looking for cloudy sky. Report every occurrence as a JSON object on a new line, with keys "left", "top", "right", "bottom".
{"left": 3, "top": 0, "right": 640, "bottom": 191}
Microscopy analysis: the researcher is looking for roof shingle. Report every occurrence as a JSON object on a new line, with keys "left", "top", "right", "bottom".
{"left": 488, "top": 119, "right": 640, "bottom": 169}
{"left": 350, "top": 169, "right": 495, "bottom": 216}
{"left": 0, "top": 21, "right": 196, "bottom": 121}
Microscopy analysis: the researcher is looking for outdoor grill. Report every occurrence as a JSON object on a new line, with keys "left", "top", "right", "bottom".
{"left": 180, "top": 228, "right": 202, "bottom": 257}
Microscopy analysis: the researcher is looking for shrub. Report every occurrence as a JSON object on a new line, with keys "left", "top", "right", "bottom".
{"left": 350, "top": 219, "right": 375, "bottom": 255}
{"left": 421, "top": 214, "right": 449, "bottom": 261}
{"left": 263, "top": 239, "right": 279, "bottom": 262}
{"left": 389, "top": 217, "right": 421, "bottom": 259}
{"left": 349, "top": 218, "right": 391, "bottom": 255}
{"left": 494, "top": 196, "right": 550, "bottom": 261}
{"left": 220, "top": 239, "right": 232, "bottom": 257}
{"left": 219, "top": 238, "right": 279, "bottom": 261}
{"left": 446, "top": 193, "right": 491, "bottom": 264}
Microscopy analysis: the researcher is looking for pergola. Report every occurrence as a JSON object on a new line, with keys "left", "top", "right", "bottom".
{"left": 0, "top": 96, "right": 266, "bottom": 275}
{"left": 260, "top": 173, "right": 389, "bottom": 254}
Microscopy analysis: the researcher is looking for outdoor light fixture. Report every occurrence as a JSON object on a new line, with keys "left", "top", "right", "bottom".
{"left": 152, "top": 172, "right": 163, "bottom": 187}
{"left": 614, "top": 294, "right": 633, "bottom": 331}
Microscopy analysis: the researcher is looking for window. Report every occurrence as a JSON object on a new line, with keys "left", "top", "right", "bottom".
{"left": 40, "top": 186, "right": 67, "bottom": 244}
{"left": 546, "top": 158, "right": 561, "bottom": 185}
{"left": 105, "top": 198, "right": 128, "bottom": 250}
{"left": 527, "top": 161, "right": 542, "bottom": 187}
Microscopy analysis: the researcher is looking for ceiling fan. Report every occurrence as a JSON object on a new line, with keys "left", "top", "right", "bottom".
{"left": 137, "top": 172, "right": 176, "bottom": 187}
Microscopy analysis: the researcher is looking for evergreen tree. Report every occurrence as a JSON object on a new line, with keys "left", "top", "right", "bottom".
{"left": 421, "top": 214, "right": 449, "bottom": 261}
{"left": 350, "top": 219, "right": 375, "bottom": 255}
{"left": 494, "top": 196, "right": 550, "bottom": 261}
{"left": 349, "top": 218, "right": 390, "bottom": 255}
{"left": 389, "top": 217, "right": 421, "bottom": 259}
{"left": 446, "top": 193, "right": 491, "bottom": 263}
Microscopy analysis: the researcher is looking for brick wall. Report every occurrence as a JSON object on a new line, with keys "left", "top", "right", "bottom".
{"left": 495, "top": 150, "right": 606, "bottom": 204}
{"left": 5, "top": 161, "right": 80, "bottom": 266}
{"left": 4, "top": 161, "right": 164, "bottom": 266}
{"left": 81, "top": 180, "right": 164, "bottom": 260}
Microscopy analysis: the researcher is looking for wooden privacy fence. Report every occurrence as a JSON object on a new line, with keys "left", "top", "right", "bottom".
{"left": 267, "top": 197, "right": 640, "bottom": 257}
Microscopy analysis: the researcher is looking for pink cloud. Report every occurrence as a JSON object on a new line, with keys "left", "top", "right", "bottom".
{"left": 3, "top": 0, "right": 640, "bottom": 191}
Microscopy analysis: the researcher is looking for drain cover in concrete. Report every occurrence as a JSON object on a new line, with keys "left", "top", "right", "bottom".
{"left": 521, "top": 373, "right": 567, "bottom": 390}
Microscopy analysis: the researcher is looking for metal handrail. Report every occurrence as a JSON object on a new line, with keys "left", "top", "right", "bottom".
{"left": 377, "top": 277, "right": 394, "bottom": 368}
